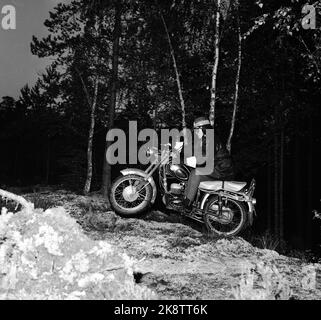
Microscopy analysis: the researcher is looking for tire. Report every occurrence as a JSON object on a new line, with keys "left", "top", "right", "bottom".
{"left": 203, "top": 195, "right": 247, "bottom": 237}
{"left": 109, "top": 174, "right": 153, "bottom": 218}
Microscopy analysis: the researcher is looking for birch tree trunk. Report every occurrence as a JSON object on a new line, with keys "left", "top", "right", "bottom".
{"left": 227, "top": 14, "right": 242, "bottom": 153}
{"left": 75, "top": 66, "right": 100, "bottom": 195}
{"left": 75, "top": 13, "right": 101, "bottom": 195}
{"left": 84, "top": 76, "right": 99, "bottom": 195}
{"left": 102, "top": 2, "right": 122, "bottom": 198}
{"left": 0, "top": 189, "right": 34, "bottom": 214}
{"left": 160, "top": 13, "right": 186, "bottom": 128}
{"left": 209, "top": 0, "right": 221, "bottom": 127}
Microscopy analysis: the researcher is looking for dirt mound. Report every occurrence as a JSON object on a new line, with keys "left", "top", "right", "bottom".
{"left": 0, "top": 206, "right": 156, "bottom": 300}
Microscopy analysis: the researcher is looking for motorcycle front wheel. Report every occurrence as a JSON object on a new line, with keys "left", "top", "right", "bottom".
{"left": 110, "top": 174, "right": 153, "bottom": 218}
{"left": 203, "top": 195, "right": 247, "bottom": 237}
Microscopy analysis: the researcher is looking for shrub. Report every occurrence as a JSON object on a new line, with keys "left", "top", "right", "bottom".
{"left": 24, "top": 194, "right": 56, "bottom": 211}
{"left": 232, "top": 262, "right": 292, "bottom": 300}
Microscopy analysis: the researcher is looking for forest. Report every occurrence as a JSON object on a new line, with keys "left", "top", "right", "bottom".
{"left": 1, "top": 0, "right": 321, "bottom": 255}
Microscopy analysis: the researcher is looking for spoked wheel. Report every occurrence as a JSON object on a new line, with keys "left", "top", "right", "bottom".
{"left": 203, "top": 195, "right": 247, "bottom": 237}
{"left": 110, "top": 174, "right": 153, "bottom": 217}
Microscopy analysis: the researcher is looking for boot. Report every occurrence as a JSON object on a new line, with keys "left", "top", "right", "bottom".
{"left": 183, "top": 197, "right": 193, "bottom": 214}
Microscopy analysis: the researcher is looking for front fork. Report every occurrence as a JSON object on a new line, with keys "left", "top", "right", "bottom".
{"left": 134, "top": 159, "right": 160, "bottom": 192}
{"left": 136, "top": 149, "right": 171, "bottom": 193}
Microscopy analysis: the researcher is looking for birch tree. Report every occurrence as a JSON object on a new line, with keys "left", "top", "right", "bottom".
{"left": 160, "top": 12, "right": 186, "bottom": 129}
{"left": 31, "top": 1, "right": 108, "bottom": 194}
{"left": 209, "top": 0, "right": 221, "bottom": 127}
{"left": 82, "top": 73, "right": 100, "bottom": 195}
{"left": 227, "top": 3, "right": 242, "bottom": 153}
{"left": 101, "top": 1, "right": 122, "bottom": 198}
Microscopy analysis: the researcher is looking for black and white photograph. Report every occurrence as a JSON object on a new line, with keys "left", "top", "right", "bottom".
{"left": 1, "top": 0, "right": 321, "bottom": 304}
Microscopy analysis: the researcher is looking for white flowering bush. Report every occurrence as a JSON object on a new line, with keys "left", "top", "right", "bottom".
{"left": 301, "top": 265, "right": 317, "bottom": 291}
{"left": 232, "top": 262, "right": 292, "bottom": 300}
{"left": 0, "top": 196, "right": 156, "bottom": 300}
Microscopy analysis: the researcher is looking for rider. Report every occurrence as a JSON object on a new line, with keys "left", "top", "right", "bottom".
{"left": 182, "top": 116, "right": 235, "bottom": 211}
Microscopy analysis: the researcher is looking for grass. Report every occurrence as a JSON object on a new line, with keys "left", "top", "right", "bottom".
{"left": 25, "top": 194, "right": 56, "bottom": 211}
{"left": 244, "top": 230, "right": 284, "bottom": 252}
{"left": 254, "top": 232, "right": 280, "bottom": 251}
{"left": 167, "top": 236, "right": 199, "bottom": 249}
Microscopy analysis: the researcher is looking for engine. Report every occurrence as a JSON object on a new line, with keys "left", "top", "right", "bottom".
{"left": 170, "top": 183, "right": 185, "bottom": 195}
{"left": 161, "top": 163, "right": 189, "bottom": 210}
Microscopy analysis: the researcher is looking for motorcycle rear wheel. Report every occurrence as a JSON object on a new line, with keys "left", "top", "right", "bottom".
{"left": 203, "top": 195, "right": 247, "bottom": 237}
{"left": 110, "top": 174, "right": 153, "bottom": 218}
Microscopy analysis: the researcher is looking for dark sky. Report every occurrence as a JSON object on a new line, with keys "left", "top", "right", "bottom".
{"left": 0, "top": 0, "right": 66, "bottom": 99}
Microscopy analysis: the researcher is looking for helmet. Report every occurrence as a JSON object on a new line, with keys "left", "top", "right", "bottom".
{"left": 193, "top": 117, "right": 211, "bottom": 129}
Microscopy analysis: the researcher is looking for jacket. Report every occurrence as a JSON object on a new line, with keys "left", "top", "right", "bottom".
{"left": 193, "top": 133, "right": 235, "bottom": 180}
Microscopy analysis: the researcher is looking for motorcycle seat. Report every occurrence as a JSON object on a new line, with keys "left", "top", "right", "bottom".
{"left": 199, "top": 181, "right": 247, "bottom": 192}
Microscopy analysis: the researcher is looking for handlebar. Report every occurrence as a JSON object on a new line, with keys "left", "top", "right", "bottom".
{"left": 146, "top": 142, "right": 183, "bottom": 162}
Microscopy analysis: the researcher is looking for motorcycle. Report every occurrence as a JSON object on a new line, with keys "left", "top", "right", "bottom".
{"left": 109, "top": 142, "right": 257, "bottom": 237}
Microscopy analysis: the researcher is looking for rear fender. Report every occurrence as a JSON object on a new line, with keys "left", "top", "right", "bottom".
{"left": 247, "top": 202, "right": 256, "bottom": 226}
{"left": 120, "top": 169, "right": 157, "bottom": 204}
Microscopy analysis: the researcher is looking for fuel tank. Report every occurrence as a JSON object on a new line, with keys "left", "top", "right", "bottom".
{"left": 167, "top": 164, "right": 190, "bottom": 181}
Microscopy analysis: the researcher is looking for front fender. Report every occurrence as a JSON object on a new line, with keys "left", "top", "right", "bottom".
{"left": 120, "top": 169, "right": 157, "bottom": 204}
